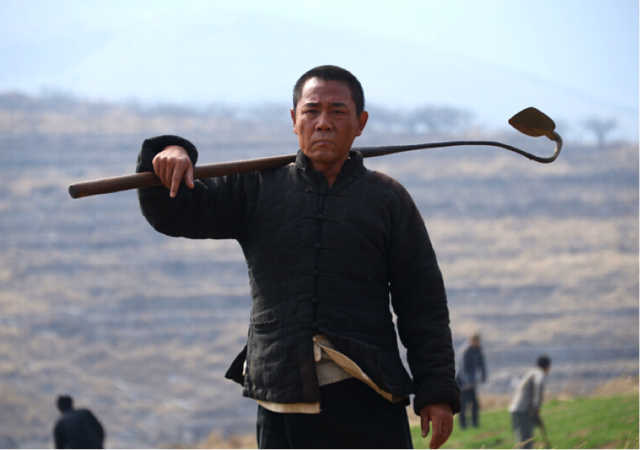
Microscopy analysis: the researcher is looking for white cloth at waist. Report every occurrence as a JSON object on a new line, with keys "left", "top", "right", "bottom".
{"left": 255, "top": 335, "right": 407, "bottom": 414}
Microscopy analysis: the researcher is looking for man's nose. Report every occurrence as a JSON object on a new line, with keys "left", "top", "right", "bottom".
{"left": 315, "top": 111, "right": 333, "bottom": 131}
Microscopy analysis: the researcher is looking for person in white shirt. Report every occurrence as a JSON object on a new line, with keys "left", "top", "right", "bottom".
{"left": 508, "top": 356, "right": 551, "bottom": 449}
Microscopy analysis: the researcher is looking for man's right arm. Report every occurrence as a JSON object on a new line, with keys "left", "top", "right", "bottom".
{"left": 53, "top": 421, "right": 65, "bottom": 449}
{"left": 529, "top": 371, "right": 545, "bottom": 426}
{"left": 531, "top": 372, "right": 544, "bottom": 411}
{"left": 530, "top": 409, "right": 543, "bottom": 427}
{"left": 136, "top": 135, "right": 257, "bottom": 241}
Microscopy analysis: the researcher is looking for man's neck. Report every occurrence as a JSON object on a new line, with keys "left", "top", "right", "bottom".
{"left": 310, "top": 155, "right": 349, "bottom": 187}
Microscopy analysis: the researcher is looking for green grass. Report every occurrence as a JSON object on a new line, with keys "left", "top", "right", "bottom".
{"left": 411, "top": 394, "right": 639, "bottom": 449}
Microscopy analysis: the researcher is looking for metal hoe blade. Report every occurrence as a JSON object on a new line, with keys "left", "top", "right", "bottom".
{"left": 509, "top": 107, "right": 557, "bottom": 139}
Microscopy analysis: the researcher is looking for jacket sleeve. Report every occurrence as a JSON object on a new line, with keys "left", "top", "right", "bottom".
{"left": 480, "top": 349, "right": 488, "bottom": 382}
{"left": 531, "top": 372, "right": 545, "bottom": 411}
{"left": 386, "top": 183, "right": 461, "bottom": 416}
{"left": 136, "top": 135, "right": 258, "bottom": 240}
{"left": 53, "top": 421, "right": 65, "bottom": 449}
{"left": 88, "top": 411, "right": 105, "bottom": 444}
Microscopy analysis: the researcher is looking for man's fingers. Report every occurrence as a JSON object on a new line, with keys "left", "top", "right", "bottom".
{"left": 429, "top": 417, "right": 442, "bottom": 449}
{"left": 170, "top": 160, "right": 195, "bottom": 197}
{"left": 152, "top": 158, "right": 167, "bottom": 188}
{"left": 421, "top": 403, "right": 453, "bottom": 449}
{"left": 151, "top": 145, "right": 193, "bottom": 197}
{"left": 430, "top": 415, "right": 452, "bottom": 449}
{"left": 185, "top": 164, "right": 195, "bottom": 189}
{"left": 421, "top": 414, "right": 430, "bottom": 438}
{"left": 169, "top": 165, "right": 184, "bottom": 198}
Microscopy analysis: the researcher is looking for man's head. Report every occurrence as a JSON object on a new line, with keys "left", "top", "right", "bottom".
{"left": 293, "top": 65, "right": 365, "bottom": 117}
{"left": 470, "top": 332, "right": 481, "bottom": 348}
{"left": 56, "top": 395, "right": 74, "bottom": 413}
{"left": 291, "top": 66, "right": 369, "bottom": 179}
{"left": 537, "top": 355, "right": 551, "bottom": 374}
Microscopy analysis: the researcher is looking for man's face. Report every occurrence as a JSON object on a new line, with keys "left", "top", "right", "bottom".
{"left": 291, "top": 78, "right": 368, "bottom": 170}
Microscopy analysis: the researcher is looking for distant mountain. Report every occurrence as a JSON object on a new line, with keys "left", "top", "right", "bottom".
{"left": 1, "top": 10, "right": 637, "bottom": 142}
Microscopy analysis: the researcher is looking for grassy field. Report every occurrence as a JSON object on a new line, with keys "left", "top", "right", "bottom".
{"left": 411, "top": 393, "right": 639, "bottom": 449}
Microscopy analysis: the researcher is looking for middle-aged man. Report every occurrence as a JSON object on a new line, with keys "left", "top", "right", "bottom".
{"left": 137, "top": 65, "right": 460, "bottom": 449}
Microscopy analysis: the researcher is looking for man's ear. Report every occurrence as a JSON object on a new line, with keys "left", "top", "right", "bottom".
{"left": 356, "top": 110, "right": 369, "bottom": 136}
{"left": 291, "top": 108, "right": 298, "bottom": 134}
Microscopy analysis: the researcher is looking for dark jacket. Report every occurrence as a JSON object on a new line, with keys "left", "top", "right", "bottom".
{"left": 137, "top": 135, "right": 461, "bottom": 415}
{"left": 53, "top": 409, "right": 104, "bottom": 449}
{"left": 456, "top": 345, "right": 487, "bottom": 387}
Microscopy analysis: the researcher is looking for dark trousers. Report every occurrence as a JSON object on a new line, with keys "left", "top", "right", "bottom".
{"left": 511, "top": 412, "right": 535, "bottom": 449}
{"left": 459, "top": 387, "right": 479, "bottom": 428}
{"left": 256, "top": 378, "right": 413, "bottom": 449}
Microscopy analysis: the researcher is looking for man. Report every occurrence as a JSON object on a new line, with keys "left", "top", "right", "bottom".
{"left": 53, "top": 395, "right": 105, "bottom": 449}
{"left": 137, "top": 65, "right": 460, "bottom": 448}
{"left": 456, "top": 332, "right": 487, "bottom": 429}
{"left": 508, "top": 356, "right": 551, "bottom": 449}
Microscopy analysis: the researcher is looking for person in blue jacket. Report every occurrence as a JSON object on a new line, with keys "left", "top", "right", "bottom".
{"left": 456, "top": 332, "right": 487, "bottom": 429}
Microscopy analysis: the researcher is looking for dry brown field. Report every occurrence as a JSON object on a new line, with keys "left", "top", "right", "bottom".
{"left": 0, "top": 103, "right": 637, "bottom": 448}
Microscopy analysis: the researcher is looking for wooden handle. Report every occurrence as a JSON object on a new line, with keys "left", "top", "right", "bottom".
{"left": 68, "top": 154, "right": 297, "bottom": 199}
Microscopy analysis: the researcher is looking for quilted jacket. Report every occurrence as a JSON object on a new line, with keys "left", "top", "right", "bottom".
{"left": 136, "top": 135, "right": 461, "bottom": 415}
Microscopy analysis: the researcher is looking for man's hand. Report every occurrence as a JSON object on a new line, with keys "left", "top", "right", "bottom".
{"left": 530, "top": 409, "right": 543, "bottom": 427}
{"left": 420, "top": 402, "right": 453, "bottom": 449}
{"left": 152, "top": 145, "right": 194, "bottom": 197}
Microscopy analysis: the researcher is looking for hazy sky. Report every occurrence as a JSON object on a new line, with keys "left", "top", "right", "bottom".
{"left": 1, "top": 0, "right": 638, "bottom": 140}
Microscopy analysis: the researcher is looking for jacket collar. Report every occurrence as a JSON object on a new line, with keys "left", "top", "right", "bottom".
{"left": 295, "top": 149, "right": 366, "bottom": 177}
{"left": 295, "top": 150, "right": 366, "bottom": 191}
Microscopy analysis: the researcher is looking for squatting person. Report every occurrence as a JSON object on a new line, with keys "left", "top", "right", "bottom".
{"left": 136, "top": 65, "right": 461, "bottom": 449}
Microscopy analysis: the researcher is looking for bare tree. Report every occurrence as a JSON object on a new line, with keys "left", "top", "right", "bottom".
{"left": 408, "top": 106, "right": 474, "bottom": 134}
{"left": 584, "top": 117, "right": 617, "bottom": 149}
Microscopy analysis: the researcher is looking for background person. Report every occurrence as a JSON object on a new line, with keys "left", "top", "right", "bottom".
{"left": 455, "top": 332, "right": 487, "bottom": 429}
{"left": 137, "top": 65, "right": 461, "bottom": 449}
{"left": 508, "top": 355, "right": 551, "bottom": 449}
{"left": 53, "top": 395, "right": 105, "bottom": 449}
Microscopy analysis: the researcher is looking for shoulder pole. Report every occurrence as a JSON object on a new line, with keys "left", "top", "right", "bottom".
{"left": 68, "top": 107, "right": 562, "bottom": 199}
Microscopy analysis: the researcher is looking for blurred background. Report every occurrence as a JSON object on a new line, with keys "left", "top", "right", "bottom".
{"left": 0, "top": 0, "right": 637, "bottom": 448}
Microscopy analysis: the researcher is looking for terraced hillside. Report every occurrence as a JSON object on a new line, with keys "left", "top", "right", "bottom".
{"left": 0, "top": 101, "right": 637, "bottom": 448}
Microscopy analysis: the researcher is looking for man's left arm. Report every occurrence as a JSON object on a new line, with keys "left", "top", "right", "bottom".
{"left": 53, "top": 421, "right": 65, "bottom": 449}
{"left": 88, "top": 411, "right": 105, "bottom": 443}
{"left": 480, "top": 349, "right": 488, "bottom": 382}
{"left": 386, "top": 186, "right": 461, "bottom": 447}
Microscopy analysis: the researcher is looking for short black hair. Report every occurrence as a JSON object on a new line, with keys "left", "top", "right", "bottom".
{"left": 292, "top": 65, "right": 365, "bottom": 117}
{"left": 537, "top": 356, "right": 551, "bottom": 370}
{"left": 56, "top": 395, "right": 73, "bottom": 412}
